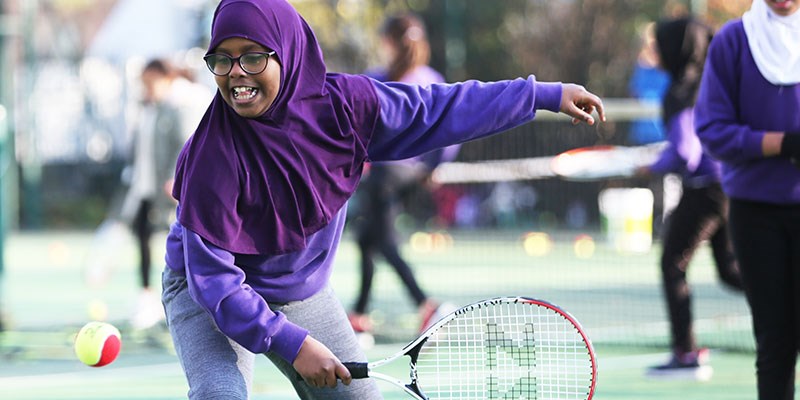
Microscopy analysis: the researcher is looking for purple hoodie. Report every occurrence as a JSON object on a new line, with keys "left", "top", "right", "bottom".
{"left": 695, "top": 20, "right": 800, "bottom": 203}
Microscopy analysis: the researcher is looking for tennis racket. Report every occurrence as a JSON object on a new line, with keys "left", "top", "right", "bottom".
{"left": 550, "top": 143, "right": 664, "bottom": 182}
{"left": 340, "top": 296, "right": 597, "bottom": 400}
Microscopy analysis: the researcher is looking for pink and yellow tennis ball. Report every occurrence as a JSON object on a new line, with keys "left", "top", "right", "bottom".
{"left": 74, "top": 321, "right": 122, "bottom": 367}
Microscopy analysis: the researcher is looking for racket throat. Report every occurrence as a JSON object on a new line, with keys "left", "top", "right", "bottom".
{"left": 405, "top": 382, "right": 426, "bottom": 399}
{"left": 405, "top": 337, "right": 426, "bottom": 399}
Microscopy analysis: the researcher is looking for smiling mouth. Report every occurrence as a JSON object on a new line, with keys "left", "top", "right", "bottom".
{"left": 232, "top": 86, "right": 259, "bottom": 100}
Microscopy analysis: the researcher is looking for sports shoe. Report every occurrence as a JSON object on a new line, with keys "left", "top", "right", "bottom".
{"left": 646, "top": 348, "right": 713, "bottom": 381}
{"left": 348, "top": 312, "right": 373, "bottom": 333}
{"left": 418, "top": 300, "right": 440, "bottom": 333}
{"left": 419, "top": 300, "right": 460, "bottom": 333}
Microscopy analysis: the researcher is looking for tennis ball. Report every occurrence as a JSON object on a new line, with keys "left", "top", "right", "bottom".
{"left": 74, "top": 321, "right": 121, "bottom": 367}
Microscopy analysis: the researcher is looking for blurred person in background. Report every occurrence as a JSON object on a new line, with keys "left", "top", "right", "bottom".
{"left": 120, "top": 58, "right": 211, "bottom": 330}
{"left": 694, "top": 0, "right": 800, "bottom": 398}
{"left": 637, "top": 16, "right": 743, "bottom": 380}
{"left": 348, "top": 13, "right": 459, "bottom": 335}
{"left": 628, "top": 22, "right": 670, "bottom": 145}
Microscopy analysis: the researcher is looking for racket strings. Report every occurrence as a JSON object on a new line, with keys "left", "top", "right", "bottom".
{"left": 414, "top": 300, "right": 594, "bottom": 400}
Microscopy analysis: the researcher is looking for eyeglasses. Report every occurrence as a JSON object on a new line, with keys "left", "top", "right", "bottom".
{"left": 203, "top": 51, "right": 276, "bottom": 76}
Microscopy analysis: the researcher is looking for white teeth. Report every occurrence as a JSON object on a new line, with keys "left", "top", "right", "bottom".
{"left": 232, "top": 86, "right": 258, "bottom": 100}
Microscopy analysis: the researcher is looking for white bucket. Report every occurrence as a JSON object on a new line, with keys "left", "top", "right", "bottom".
{"left": 598, "top": 188, "right": 653, "bottom": 253}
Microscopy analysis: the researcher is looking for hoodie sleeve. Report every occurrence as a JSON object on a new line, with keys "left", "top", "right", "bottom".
{"left": 367, "top": 75, "right": 562, "bottom": 161}
{"left": 181, "top": 227, "right": 308, "bottom": 363}
{"left": 695, "top": 23, "right": 766, "bottom": 164}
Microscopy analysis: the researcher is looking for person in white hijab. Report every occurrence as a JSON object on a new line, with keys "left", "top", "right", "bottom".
{"left": 695, "top": 1, "right": 800, "bottom": 398}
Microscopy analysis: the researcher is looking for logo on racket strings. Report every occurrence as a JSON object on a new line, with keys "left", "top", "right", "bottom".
{"left": 485, "top": 323, "right": 538, "bottom": 398}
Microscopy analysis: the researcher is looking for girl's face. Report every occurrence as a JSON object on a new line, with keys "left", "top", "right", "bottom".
{"left": 766, "top": 0, "right": 800, "bottom": 16}
{"left": 212, "top": 37, "right": 282, "bottom": 118}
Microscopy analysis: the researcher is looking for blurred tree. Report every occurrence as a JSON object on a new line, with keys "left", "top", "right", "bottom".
{"left": 298, "top": 0, "right": 751, "bottom": 97}
{"left": 497, "top": 0, "right": 667, "bottom": 97}
{"left": 705, "top": 0, "right": 751, "bottom": 27}
{"left": 293, "top": 0, "right": 386, "bottom": 73}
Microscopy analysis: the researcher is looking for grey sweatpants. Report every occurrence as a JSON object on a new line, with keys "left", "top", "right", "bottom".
{"left": 161, "top": 266, "right": 383, "bottom": 399}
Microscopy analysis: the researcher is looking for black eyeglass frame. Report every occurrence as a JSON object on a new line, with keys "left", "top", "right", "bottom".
{"left": 203, "top": 51, "right": 276, "bottom": 76}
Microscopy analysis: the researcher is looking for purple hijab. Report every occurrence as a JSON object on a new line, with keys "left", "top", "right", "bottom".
{"left": 172, "top": 0, "right": 379, "bottom": 255}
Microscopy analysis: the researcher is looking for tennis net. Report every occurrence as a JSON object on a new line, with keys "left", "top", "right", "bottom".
{"left": 335, "top": 98, "right": 754, "bottom": 353}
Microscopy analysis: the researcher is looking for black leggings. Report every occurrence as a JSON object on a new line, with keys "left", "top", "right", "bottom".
{"left": 353, "top": 233, "right": 427, "bottom": 314}
{"left": 729, "top": 199, "right": 800, "bottom": 400}
{"left": 659, "top": 184, "right": 743, "bottom": 353}
{"left": 352, "top": 165, "right": 428, "bottom": 314}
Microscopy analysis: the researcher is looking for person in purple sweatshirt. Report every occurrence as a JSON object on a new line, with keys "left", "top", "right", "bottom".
{"left": 161, "top": 0, "right": 605, "bottom": 398}
{"left": 694, "top": 0, "right": 800, "bottom": 398}
{"left": 638, "top": 16, "right": 744, "bottom": 380}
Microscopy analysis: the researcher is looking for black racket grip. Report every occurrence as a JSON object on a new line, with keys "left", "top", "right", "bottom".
{"left": 294, "top": 362, "right": 369, "bottom": 381}
{"left": 343, "top": 362, "right": 369, "bottom": 379}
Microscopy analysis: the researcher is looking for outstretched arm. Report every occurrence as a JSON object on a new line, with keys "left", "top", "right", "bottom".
{"left": 367, "top": 76, "right": 605, "bottom": 162}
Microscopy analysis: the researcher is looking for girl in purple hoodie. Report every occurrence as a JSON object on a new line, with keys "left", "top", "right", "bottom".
{"left": 162, "top": 0, "right": 605, "bottom": 398}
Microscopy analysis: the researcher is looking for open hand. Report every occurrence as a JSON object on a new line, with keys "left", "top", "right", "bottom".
{"left": 560, "top": 83, "right": 606, "bottom": 126}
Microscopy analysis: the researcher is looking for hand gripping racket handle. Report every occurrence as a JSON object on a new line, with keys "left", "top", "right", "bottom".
{"left": 343, "top": 362, "right": 369, "bottom": 379}
{"left": 294, "top": 362, "right": 369, "bottom": 381}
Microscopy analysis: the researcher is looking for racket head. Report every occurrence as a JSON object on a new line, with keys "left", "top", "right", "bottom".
{"left": 407, "top": 296, "right": 597, "bottom": 400}
{"left": 550, "top": 145, "right": 637, "bottom": 181}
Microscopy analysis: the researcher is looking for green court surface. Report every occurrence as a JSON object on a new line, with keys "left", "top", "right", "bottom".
{"left": 0, "top": 341, "right": 759, "bottom": 399}
{"left": 0, "top": 229, "right": 765, "bottom": 399}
